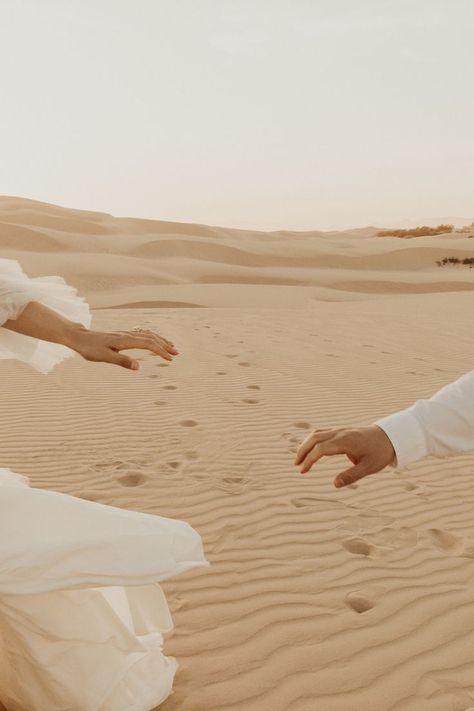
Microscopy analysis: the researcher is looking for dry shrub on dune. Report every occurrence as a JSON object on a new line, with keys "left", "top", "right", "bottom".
{"left": 377, "top": 224, "right": 454, "bottom": 238}
{"left": 436, "top": 256, "right": 474, "bottom": 267}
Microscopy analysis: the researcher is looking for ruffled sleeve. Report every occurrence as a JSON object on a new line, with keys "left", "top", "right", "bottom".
{"left": 0, "top": 259, "right": 91, "bottom": 374}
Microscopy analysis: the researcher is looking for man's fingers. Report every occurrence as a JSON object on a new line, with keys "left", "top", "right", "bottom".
{"left": 334, "top": 460, "right": 372, "bottom": 488}
{"left": 294, "top": 429, "right": 334, "bottom": 465}
{"left": 300, "top": 439, "right": 350, "bottom": 474}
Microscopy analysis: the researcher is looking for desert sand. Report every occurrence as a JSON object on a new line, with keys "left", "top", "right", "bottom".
{"left": 1, "top": 196, "right": 474, "bottom": 710}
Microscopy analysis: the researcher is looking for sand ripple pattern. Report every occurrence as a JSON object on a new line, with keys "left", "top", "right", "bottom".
{"left": 1, "top": 300, "right": 473, "bottom": 711}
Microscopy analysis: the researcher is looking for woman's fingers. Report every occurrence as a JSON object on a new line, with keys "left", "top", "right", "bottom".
{"left": 125, "top": 329, "right": 177, "bottom": 352}
{"left": 112, "top": 335, "right": 175, "bottom": 361}
{"left": 294, "top": 429, "right": 335, "bottom": 465}
{"left": 101, "top": 349, "right": 139, "bottom": 370}
{"left": 147, "top": 332, "right": 178, "bottom": 353}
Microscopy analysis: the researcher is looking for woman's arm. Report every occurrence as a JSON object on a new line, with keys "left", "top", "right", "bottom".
{"left": 3, "top": 301, "right": 178, "bottom": 370}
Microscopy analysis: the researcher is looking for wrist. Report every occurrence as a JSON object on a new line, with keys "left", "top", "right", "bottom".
{"left": 61, "top": 322, "right": 90, "bottom": 352}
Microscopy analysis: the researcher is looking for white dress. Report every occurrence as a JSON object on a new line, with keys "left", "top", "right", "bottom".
{"left": 0, "top": 259, "right": 208, "bottom": 711}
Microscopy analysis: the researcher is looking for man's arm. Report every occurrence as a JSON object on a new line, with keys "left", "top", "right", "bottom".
{"left": 375, "top": 370, "right": 474, "bottom": 468}
{"left": 295, "top": 370, "right": 474, "bottom": 488}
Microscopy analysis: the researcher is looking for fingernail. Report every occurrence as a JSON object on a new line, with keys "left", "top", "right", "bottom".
{"left": 131, "top": 362, "right": 139, "bottom": 371}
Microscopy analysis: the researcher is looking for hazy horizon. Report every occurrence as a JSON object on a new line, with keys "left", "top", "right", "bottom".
{"left": 1, "top": 0, "right": 473, "bottom": 231}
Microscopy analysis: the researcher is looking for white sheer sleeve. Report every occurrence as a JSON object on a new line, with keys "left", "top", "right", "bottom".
{"left": 0, "top": 258, "right": 91, "bottom": 374}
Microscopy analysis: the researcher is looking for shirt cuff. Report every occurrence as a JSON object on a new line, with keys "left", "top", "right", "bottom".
{"left": 374, "top": 408, "right": 429, "bottom": 469}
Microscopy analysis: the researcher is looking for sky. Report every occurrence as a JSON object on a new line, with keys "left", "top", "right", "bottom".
{"left": 0, "top": 0, "right": 473, "bottom": 230}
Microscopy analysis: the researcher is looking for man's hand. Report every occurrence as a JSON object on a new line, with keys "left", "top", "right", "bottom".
{"left": 294, "top": 425, "right": 396, "bottom": 488}
{"left": 71, "top": 328, "right": 178, "bottom": 370}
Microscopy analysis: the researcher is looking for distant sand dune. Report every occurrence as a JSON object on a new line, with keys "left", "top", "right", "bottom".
{"left": 1, "top": 197, "right": 473, "bottom": 309}
{"left": 102, "top": 300, "right": 202, "bottom": 309}
{"left": 1, "top": 211, "right": 111, "bottom": 235}
{"left": 0, "top": 222, "right": 66, "bottom": 251}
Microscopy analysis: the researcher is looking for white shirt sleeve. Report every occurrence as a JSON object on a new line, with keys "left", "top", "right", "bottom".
{"left": 374, "top": 370, "right": 474, "bottom": 469}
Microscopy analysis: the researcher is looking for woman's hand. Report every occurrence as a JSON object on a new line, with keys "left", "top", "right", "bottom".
{"left": 70, "top": 328, "right": 179, "bottom": 370}
{"left": 295, "top": 425, "right": 396, "bottom": 488}
{"left": 4, "top": 302, "right": 178, "bottom": 371}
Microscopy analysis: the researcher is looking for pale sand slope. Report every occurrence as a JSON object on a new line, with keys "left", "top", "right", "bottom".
{"left": 0, "top": 197, "right": 474, "bottom": 710}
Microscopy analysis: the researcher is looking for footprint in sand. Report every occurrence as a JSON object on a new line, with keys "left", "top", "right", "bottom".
{"left": 242, "top": 398, "right": 259, "bottom": 404}
{"left": 282, "top": 433, "right": 302, "bottom": 444}
{"left": 247, "top": 385, "right": 261, "bottom": 390}
{"left": 154, "top": 400, "right": 167, "bottom": 406}
{"left": 185, "top": 450, "right": 199, "bottom": 460}
{"left": 291, "top": 496, "right": 355, "bottom": 511}
{"left": 341, "top": 537, "right": 377, "bottom": 557}
{"left": 400, "top": 479, "right": 430, "bottom": 499}
{"left": 293, "top": 421, "right": 312, "bottom": 430}
{"left": 226, "top": 354, "right": 238, "bottom": 359}
{"left": 326, "top": 353, "right": 339, "bottom": 358}
{"left": 376, "top": 526, "right": 418, "bottom": 547}
{"left": 344, "top": 591, "right": 375, "bottom": 614}
{"left": 337, "top": 511, "right": 396, "bottom": 533}
{"left": 282, "top": 432, "right": 301, "bottom": 453}
{"left": 179, "top": 420, "right": 198, "bottom": 427}
{"left": 216, "top": 371, "right": 227, "bottom": 376}
{"left": 238, "top": 362, "right": 251, "bottom": 367}
{"left": 217, "top": 476, "right": 251, "bottom": 495}
{"left": 117, "top": 473, "right": 148, "bottom": 487}
{"left": 156, "top": 363, "right": 169, "bottom": 368}
{"left": 167, "top": 461, "right": 181, "bottom": 470}
{"left": 147, "top": 374, "right": 159, "bottom": 379}
{"left": 163, "top": 385, "right": 178, "bottom": 390}
{"left": 423, "top": 528, "right": 474, "bottom": 556}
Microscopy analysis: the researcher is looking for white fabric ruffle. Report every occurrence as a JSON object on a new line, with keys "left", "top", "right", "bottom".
{"left": 0, "top": 258, "right": 91, "bottom": 373}
{"left": 0, "top": 468, "right": 207, "bottom": 711}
